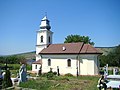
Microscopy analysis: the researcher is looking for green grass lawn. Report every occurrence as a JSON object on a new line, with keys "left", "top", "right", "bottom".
{"left": 19, "top": 75, "right": 100, "bottom": 90}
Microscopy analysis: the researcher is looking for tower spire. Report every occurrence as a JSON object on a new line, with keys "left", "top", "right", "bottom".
{"left": 36, "top": 15, "right": 53, "bottom": 59}
{"left": 40, "top": 14, "right": 51, "bottom": 30}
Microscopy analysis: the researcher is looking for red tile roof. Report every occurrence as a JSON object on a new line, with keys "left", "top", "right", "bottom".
{"left": 80, "top": 44, "right": 102, "bottom": 54}
{"left": 32, "top": 60, "right": 42, "bottom": 64}
{"left": 40, "top": 42, "right": 102, "bottom": 54}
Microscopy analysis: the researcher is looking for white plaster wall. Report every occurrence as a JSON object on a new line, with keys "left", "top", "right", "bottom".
{"left": 36, "top": 30, "right": 53, "bottom": 61}
{"left": 80, "top": 58, "right": 88, "bottom": 75}
{"left": 33, "top": 54, "right": 99, "bottom": 75}
{"left": 36, "top": 46, "right": 44, "bottom": 55}
{"left": 46, "top": 31, "right": 53, "bottom": 44}
{"left": 36, "top": 46, "right": 43, "bottom": 61}
{"left": 80, "top": 54, "right": 99, "bottom": 75}
{"left": 36, "top": 54, "right": 41, "bottom": 61}
{"left": 32, "top": 64, "right": 41, "bottom": 72}
{"left": 42, "top": 55, "right": 78, "bottom": 75}
{"left": 37, "top": 30, "right": 47, "bottom": 45}
{"left": 37, "top": 30, "right": 53, "bottom": 46}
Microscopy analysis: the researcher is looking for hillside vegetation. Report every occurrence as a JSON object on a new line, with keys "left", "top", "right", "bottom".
{"left": 96, "top": 47, "right": 115, "bottom": 55}
{"left": 99, "top": 45, "right": 120, "bottom": 67}
{"left": 14, "top": 51, "right": 36, "bottom": 60}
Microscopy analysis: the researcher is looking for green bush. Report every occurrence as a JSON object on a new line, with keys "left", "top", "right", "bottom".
{"left": 2, "top": 70, "right": 13, "bottom": 89}
{"left": 108, "top": 70, "right": 113, "bottom": 75}
{"left": 0, "top": 78, "right": 3, "bottom": 89}
{"left": 99, "top": 69, "right": 104, "bottom": 75}
{"left": 41, "top": 73, "right": 48, "bottom": 77}
{"left": 64, "top": 73, "right": 73, "bottom": 77}
{"left": 42, "top": 71, "right": 57, "bottom": 80}
{"left": 26, "top": 65, "right": 32, "bottom": 70}
{"left": 53, "top": 71, "right": 57, "bottom": 75}
{"left": 47, "top": 71, "right": 54, "bottom": 80}
{"left": 118, "top": 71, "right": 120, "bottom": 75}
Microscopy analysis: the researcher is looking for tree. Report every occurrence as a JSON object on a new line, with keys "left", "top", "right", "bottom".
{"left": 0, "top": 55, "right": 26, "bottom": 64}
{"left": 108, "top": 45, "right": 120, "bottom": 67}
{"left": 100, "top": 45, "right": 120, "bottom": 67}
{"left": 0, "top": 56, "right": 6, "bottom": 63}
{"left": 99, "top": 55, "right": 108, "bottom": 67}
{"left": 64, "top": 34, "right": 94, "bottom": 45}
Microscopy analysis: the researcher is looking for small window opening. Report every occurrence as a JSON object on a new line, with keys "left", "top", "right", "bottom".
{"left": 41, "top": 36, "right": 43, "bottom": 42}
{"left": 35, "top": 65, "right": 37, "bottom": 69}
{"left": 67, "top": 59, "right": 71, "bottom": 67}
{"left": 48, "top": 59, "right": 51, "bottom": 66}
{"left": 49, "top": 36, "right": 50, "bottom": 43}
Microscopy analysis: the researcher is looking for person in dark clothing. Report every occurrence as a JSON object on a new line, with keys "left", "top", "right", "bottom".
{"left": 98, "top": 75, "right": 107, "bottom": 90}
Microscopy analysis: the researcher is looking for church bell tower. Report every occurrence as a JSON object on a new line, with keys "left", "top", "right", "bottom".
{"left": 36, "top": 16, "right": 53, "bottom": 61}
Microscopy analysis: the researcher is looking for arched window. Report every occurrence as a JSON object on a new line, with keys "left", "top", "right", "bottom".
{"left": 67, "top": 59, "right": 71, "bottom": 67}
{"left": 35, "top": 65, "right": 37, "bottom": 69}
{"left": 48, "top": 59, "right": 51, "bottom": 66}
{"left": 41, "top": 36, "right": 43, "bottom": 42}
{"left": 49, "top": 36, "right": 50, "bottom": 43}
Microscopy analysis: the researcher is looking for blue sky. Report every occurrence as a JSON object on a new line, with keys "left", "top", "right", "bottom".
{"left": 0, "top": 0, "right": 120, "bottom": 55}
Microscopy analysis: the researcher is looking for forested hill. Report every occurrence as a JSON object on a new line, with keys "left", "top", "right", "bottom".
{"left": 96, "top": 47, "right": 115, "bottom": 55}
{"left": 14, "top": 51, "right": 36, "bottom": 60}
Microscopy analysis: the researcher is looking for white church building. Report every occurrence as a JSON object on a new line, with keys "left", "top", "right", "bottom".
{"left": 32, "top": 16, "right": 102, "bottom": 76}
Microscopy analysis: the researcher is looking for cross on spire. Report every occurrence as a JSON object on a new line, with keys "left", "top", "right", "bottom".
{"left": 45, "top": 12, "right": 47, "bottom": 17}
